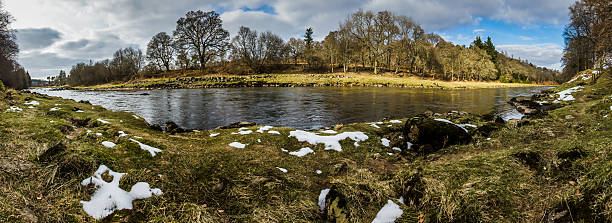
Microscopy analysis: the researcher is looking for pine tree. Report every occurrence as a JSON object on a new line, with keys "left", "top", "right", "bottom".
{"left": 304, "top": 27, "right": 314, "bottom": 49}
{"left": 472, "top": 36, "right": 484, "bottom": 49}
{"left": 484, "top": 37, "right": 498, "bottom": 62}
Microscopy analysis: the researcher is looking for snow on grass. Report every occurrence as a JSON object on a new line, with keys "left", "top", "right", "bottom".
{"left": 392, "top": 147, "right": 401, "bottom": 152}
{"left": 229, "top": 142, "right": 247, "bottom": 149}
{"left": 256, "top": 126, "right": 274, "bottom": 133}
{"left": 101, "top": 141, "right": 116, "bottom": 148}
{"left": 316, "top": 170, "right": 322, "bottom": 174}
{"left": 320, "top": 130, "right": 338, "bottom": 134}
{"left": 28, "top": 106, "right": 34, "bottom": 109}
{"left": 381, "top": 138, "right": 390, "bottom": 147}
{"left": 24, "top": 101, "right": 39, "bottom": 106}
{"left": 76, "top": 110, "right": 84, "bottom": 113}
{"left": 289, "top": 147, "right": 315, "bottom": 157}
{"left": 277, "top": 167, "right": 288, "bottom": 173}
{"left": 257, "top": 139, "right": 261, "bottom": 143}
{"left": 318, "top": 189, "right": 331, "bottom": 211}
{"left": 95, "top": 133, "right": 102, "bottom": 136}
{"left": 371, "top": 200, "right": 403, "bottom": 223}
{"left": 129, "top": 139, "right": 162, "bottom": 157}
{"left": 568, "top": 72, "right": 592, "bottom": 83}
{"left": 118, "top": 131, "right": 127, "bottom": 137}
{"left": 238, "top": 127, "right": 249, "bottom": 131}
{"left": 133, "top": 136, "right": 143, "bottom": 139}
{"left": 80, "top": 165, "right": 162, "bottom": 219}
{"left": 232, "top": 130, "right": 253, "bottom": 135}
{"left": 553, "top": 86, "right": 583, "bottom": 103}
{"left": 369, "top": 123, "right": 381, "bottom": 128}
{"left": 280, "top": 148, "right": 289, "bottom": 152}
{"left": 268, "top": 130, "right": 281, "bottom": 135}
{"left": 6, "top": 106, "right": 22, "bottom": 112}
{"left": 49, "top": 107, "right": 60, "bottom": 111}
{"left": 289, "top": 130, "right": 369, "bottom": 152}
{"left": 610, "top": 105, "right": 612, "bottom": 111}
{"left": 50, "top": 120, "right": 55, "bottom": 123}
{"left": 502, "top": 108, "right": 524, "bottom": 121}
{"left": 406, "top": 142, "right": 413, "bottom": 150}
{"left": 132, "top": 115, "right": 140, "bottom": 119}
{"left": 86, "top": 130, "right": 92, "bottom": 134}
{"left": 389, "top": 120, "right": 402, "bottom": 124}
{"left": 97, "top": 118, "right": 110, "bottom": 124}
{"left": 209, "top": 133, "right": 220, "bottom": 137}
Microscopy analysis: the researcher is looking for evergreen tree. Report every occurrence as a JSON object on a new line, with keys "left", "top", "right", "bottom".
{"left": 304, "top": 27, "right": 314, "bottom": 49}
{"left": 484, "top": 37, "right": 498, "bottom": 63}
{"left": 472, "top": 36, "right": 484, "bottom": 49}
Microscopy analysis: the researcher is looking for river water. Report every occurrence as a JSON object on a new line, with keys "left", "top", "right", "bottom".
{"left": 30, "top": 87, "right": 547, "bottom": 130}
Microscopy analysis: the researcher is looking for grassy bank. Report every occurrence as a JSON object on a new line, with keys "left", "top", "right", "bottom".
{"left": 1, "top": 71, "right": 610, "bottom": 222}
{"left": 74, "top": 73, "right": 546, "bottom": 90}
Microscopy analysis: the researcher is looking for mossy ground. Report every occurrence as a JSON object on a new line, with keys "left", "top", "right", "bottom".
{"left": 72, "top": 73, "right": 545, "bottom": 90}
{"left": 1, "top": 70, "right": 610, "bottom": 222}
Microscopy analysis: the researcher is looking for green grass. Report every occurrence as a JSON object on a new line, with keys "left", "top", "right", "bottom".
{"left": 74, "top": 73, "right": 547, "bottom": 90}
{"left": 1, "top": 70, "right": 610, "bottom": 222}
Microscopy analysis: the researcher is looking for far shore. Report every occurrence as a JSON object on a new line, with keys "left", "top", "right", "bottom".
{"left": 44, "top": 73, "right": 552, "bottom": 91}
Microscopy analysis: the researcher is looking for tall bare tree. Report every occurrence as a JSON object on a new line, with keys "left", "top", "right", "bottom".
{"left": 174, "top": 10, "right": 229, "bottom": 70}
{"left": 147, "top": 32, "right": 175, "bottom": 72}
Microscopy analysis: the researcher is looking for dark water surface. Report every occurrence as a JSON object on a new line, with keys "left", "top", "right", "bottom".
{"left": 30, "top": 87, "right": 547, "bottom": 130}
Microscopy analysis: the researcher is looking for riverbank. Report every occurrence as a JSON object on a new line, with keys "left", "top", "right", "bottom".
{"left": 1, "top": 71, "right": 610, "bottom": 222}
{"left": 72, "top": 73, "right": 547, "bottom": 90}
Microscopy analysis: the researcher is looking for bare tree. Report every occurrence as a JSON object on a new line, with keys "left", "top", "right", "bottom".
{"left": 174, "top": 10, "right": 229, "bottom": 70}
{"left": 147, "top": 32, "right": 175, "bottom": 72}
{"left": 286, "top": 38, "right": 305, "bottom": 65}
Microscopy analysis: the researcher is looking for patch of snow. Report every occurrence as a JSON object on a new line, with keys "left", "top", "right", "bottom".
{"left": 610, "top": 106, "right": 612, "bottom": 111}
{"left": 389, "top": 120, "right": 402, "bottom": 124}
{"left": 118, "top": 131, "right": 127, "bottom": 137}
{"left": 320, "top": 130, "right": 337, "bottom": 134}
{"left": 289, "top": 130, "right": 369, "bottom": 152}
{"left": 236, "top": 130, "right": 252, "bottom": 135}
{"left": 387, "top": 125, "right": 392, "bottom": 127}
{"left": 132, "top": 115, "right": 140, "bottom": 119}
{"left": 387, "top": 153, "right": 394, "bottom": 156}
{"left": 553, "top": 86, "right": 583, "bottom": 103}
{"left": 256, "top": 126, "right": 273, "bottom": 133}
{"left": 501, "top": 108, "right": 524, "bottom": 121}
{"left": 318, "top": 189, "right": 331, "bottom": 211}
{"left": 289, "top": 147, "right": 315, "bottom": 157}
{"left": 209, "top": 133, "right": 220, "bottom": 137}
{"left": 398, "top": 197, "right": 404, "bottom": 205}
{"left": 459, "top": 124, "right": 477, "bottom": 129}
{"left": 24, "top": 101, "right": 39, "bottom": 106}
{"left": 398, "top": 136, "right": 403, "bottom": 139}
{"left": 392, "top": 147, "right": 401, "bottom": 152}
{"left": 316, "top": 170, "right": 322, "bottom": 174}
{"left": 97, "top": 118, "right": 110, "bottom": 124}
{"left": 229, "top": 142, "right": 246, "bottom": 149}
{"left": 80, "top": 165, "right": 162, "bottom": 219}
{"left": 277, "top": 167, "right": 288, "bottom": 173}
{"left": 6, "top": 106, "right": 22, "bottom": 112}
{"left": 434, "top": 118, "right": 471, "bottom": 132}
{"left": 369, "top": 123, "right": 381, "bottom": 128}
{"left": 102, "top": 141, "right": 116, "bottom": 148}
{"left": 381, "top": 138, "right": 390, "bottom": 147}
{"left": 133, "top": 136, "right": 143, "bottom": 139}
{"left": 50, "top": 120, "right": 55, "bottom": 123}
{"left": 49, "top": 107, "right": 60, "bottom": 111}
{"left": 95, "top": 133, "right": 102, "bottom": 136}
{"left": 86, "top": 130, "right": 92, "bottom": 134}
{"left": 406, "top": 142, "right": 413, "bottom": 150}
{"left": 605, "top": 115, "right": 609, "bottom": 118}
{"left": 568, "top": 72, "right": 591, "bottom": 83}
{"left": 280, "top": 148, "right": 289, "bottom": 152}
{"left": 535, "top": 101, "right": 548, "bottom": 105}
{"left": 371, "top": 200, "right": 403, "bottom": 223}
{"left": 28, "top": 106, "right": 34, "bottom": 109}
{"left": 257, "top": 139, "right": 261, "bottom": 143}
{"left": 54, "top": 104, "right": 60, "bottom": 106}
{"left": 129, "top": 139, "right": 162, "bottom": 157}
{"left": 268, "top": 130, "right": 281, "bottom": 135}
{"left": 376, "top": 122, "right": 383, "bottom": 124}
{"left": 238, "top": 127, "right": 249, "bottom": 131}
{"left": 487, "top": 138, "right": 492, "bottom": 141}
{"left": 76, "top": 110, "right": 84, "bottom": 113}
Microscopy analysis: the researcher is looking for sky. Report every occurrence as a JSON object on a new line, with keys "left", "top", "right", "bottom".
{"left": 4, "top": 0, "right": 575, "bottom": 79}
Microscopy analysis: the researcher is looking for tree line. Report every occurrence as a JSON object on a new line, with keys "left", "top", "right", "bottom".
{"left": 0, "top": 0, "right": 30, "bottom": 90}
{"left": 59, "top": 9, "right": 558, "bottom": 86}
{"left": 561, "top": 0, "right": 611, "bottom": 81}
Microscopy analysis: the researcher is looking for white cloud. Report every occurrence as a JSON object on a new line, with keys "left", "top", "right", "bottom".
{"left": 473, "top": 29, "right": 485, "bottom": 33}
{"left": 497, "top": 43, "right": 563, "bottom": 70}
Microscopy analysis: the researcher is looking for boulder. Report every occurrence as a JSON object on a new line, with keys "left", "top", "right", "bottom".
{"left": 509, "top": 97, "right": 542, "bottom": 115}
{"left": 165, "top": 121, "right": 186, "bottom": 134}
{"left": 403, "top": 117, "right": 472, "bottom": 154}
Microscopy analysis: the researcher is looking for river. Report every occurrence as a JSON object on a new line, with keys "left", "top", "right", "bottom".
{"left": 30, "top": 87, "right": 548, "bottom": 130}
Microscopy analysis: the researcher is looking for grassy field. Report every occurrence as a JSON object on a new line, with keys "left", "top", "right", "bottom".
{"left": 74, "top": 73, "right": 547, "bottom": 90}
{"left": 0, "top": 70, "right": 610, "bottom": 222}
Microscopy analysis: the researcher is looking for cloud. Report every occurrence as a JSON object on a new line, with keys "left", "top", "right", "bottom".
{"left": 497, "top": 43, "right": 563, "bottom": 70}
{"left": 473, "top": 29, "right": 485, "bottom": 33}
{"left": 15, "top": 28, "right": 62, "bottom": 51}
{"left": 19, "top": 52, "right": 85, "bottom": 77}
{"left": 519, "top": 36, "right": 534, "bottom": 41}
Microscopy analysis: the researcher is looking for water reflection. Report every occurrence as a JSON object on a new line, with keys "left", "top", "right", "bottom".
{"left": 30, "top": 87, "right": 547, "bottom": 130}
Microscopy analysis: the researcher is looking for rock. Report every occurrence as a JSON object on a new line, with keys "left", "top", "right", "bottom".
{"left": 165, "top": 121, "right": 186, "bottom": 134}
{"left": 72, "top": 106, "right": 81, "bottom": 112}
{"left": 333, "top": 124, "right": 343, "bottom": 131}
{"left": 403, "top": 117, "right": 472, "bottom": 154}
{"left": 149, "top": 124, "right": 163, "bottom": 131}
{"left": 475, "top": 122, "right": 504, "bottom": 137}
{"left": 509, "top": 97, "right": 542, "bottom": 116}
{"left": 220, "top": 121, "right": 256, "bottom": 129}
{"left": 78, "top": 100, "right": 91, "bottom": 105}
